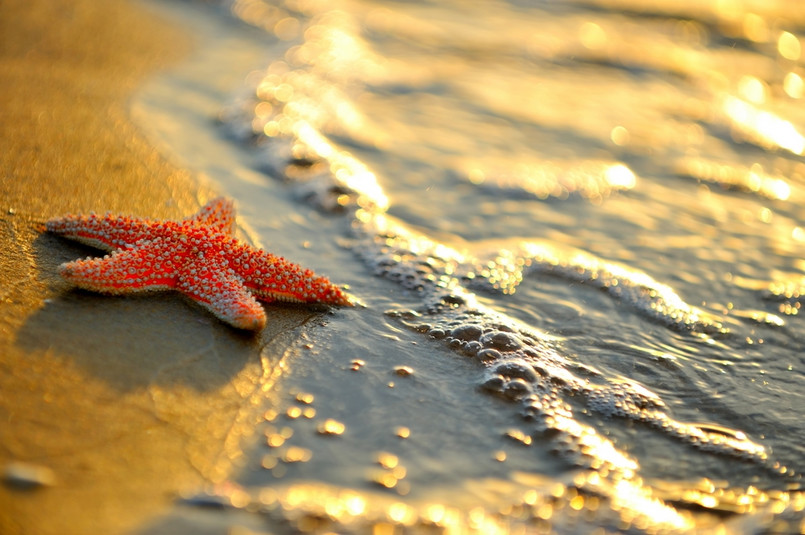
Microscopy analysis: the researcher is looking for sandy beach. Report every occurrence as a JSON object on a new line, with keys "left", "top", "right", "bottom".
{"left": 0, "top": 1, "right": 314, "bottom": 533}
{"left": 3, "top": 0, "right": 805, "bottom": 533}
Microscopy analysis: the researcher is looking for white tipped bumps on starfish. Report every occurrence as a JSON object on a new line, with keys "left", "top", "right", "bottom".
{"left": 46, "top": 198, "right": 354, "bottom": 330}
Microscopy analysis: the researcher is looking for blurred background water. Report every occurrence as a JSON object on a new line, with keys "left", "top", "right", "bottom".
{"left": 136, "top": 0, "right": 805, "bottom": 532}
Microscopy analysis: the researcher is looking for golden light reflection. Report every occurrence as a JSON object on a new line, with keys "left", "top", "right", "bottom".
{"left": 370, "top": 470, "right": 399, "bottom": 489}
{"left": 612, "top": 479, "right": 692, "bottom": 530}
{"left": 317, "top": 418, "right": 346, "bottom": 436}
{"left": 579, "top": 22, "right": 607, "bottom": 50}
{"left": 292, "top": 10, "right": 390, "bottom": 84}
{"left": 266, "top": 433, "right": 286, "bottom": 448}
{"left": 208, "top": 474, "right": 805, "bottom": 534}
{"left": 737, "top": 75, "right": 767, "bottom": 104}
{"left": 346, "top": 494, "right": 367, "bottom": 516}
{"left": 462, "top": 159, "right": 636, "bottom": 200}
{"left": 721, "top": 95, "right": 805, "bottom": 155}
{"left": 742, "top": 13, "right": 769, "bottom": 43}
{"left": 230, "top": 0, "right": 287, "bottom": 33}
{"left": 387, "top": 501, "right": 416, "bottom": 525}
{"left": 425, "top": 503, "right": 446, "bottom": 524}
{"left": 784, "top": 72, "right": 804, "bottom": 99}
{"left": 674, "top": 157, "right": 791, "bottom": 200}
{"left": 375, "top": 452, "right": 399, "bottom": 469}
{"left": 294, "top": 121, "right": 390, "bottom": 211}
{"left": 295, "top": 392, "right": 314, "bottom": 404}
{"left": 778, "top": 31, "right": 802, "bottom": 61}
{"left": 650, "top": 478, "right": 805, "bottom": 520}
{"left": 504, "top": 428, "right": 532, "bottom": 446}
{"left": 283, "top": 446, "right": 312, "bottom": 463}
{"left": 610, "top": 125, "right": 630, "bottom": 146}
{"left": 273, "top": 17, "right": 300, "bottom": 41}
{"left": 214, "top": 2, "right": 805, "bottom": 532}
{"left": 604, "top": 163, "right": 637, "bottom": 189}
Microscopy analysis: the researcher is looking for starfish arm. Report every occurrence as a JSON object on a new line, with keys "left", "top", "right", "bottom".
{"left": 229, "top": 244, "right": 354, "bottom": 306}
{"left": 176, "top": 268, "right": 267, "bottom": 330}
{"left": 47, "top": 213, "right": 160, "bottom": 251}
{"left": 58, "top": 244, "right": 177, "bottom": 294}
{"left": 185, "top": 198, "right": 237, "bottom": 236}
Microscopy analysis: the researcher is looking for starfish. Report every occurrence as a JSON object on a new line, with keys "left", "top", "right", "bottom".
{"left": 46, "top": 198, "right": 354, "bottom": 330}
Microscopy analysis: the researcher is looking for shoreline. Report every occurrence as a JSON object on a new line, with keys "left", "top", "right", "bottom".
{"left": 0, "top": 1, "right": 312, "bottom": 534}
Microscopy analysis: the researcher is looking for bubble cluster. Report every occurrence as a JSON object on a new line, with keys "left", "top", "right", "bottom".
{"left": 395, "top": 299, "right": 770, "bottom": 469}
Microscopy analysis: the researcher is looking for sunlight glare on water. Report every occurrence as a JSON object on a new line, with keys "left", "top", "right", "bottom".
{"left": 137, "top": 0, "right": 805, "bottom": 532}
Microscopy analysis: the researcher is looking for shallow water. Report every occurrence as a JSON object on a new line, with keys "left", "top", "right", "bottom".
{"left": 136, "top": 0, "right": 805, "bottom": 532}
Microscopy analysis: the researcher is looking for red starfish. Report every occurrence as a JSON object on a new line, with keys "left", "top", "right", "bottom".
{"left": 46, "top": 198, "right": 353, "bottom": 330}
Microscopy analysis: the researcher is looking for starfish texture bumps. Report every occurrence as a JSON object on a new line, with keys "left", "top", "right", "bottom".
{"left": 46, "top": 198, "right": 353, "bottom": 330}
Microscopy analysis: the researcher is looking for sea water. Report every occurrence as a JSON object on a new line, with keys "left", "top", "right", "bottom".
{"left": 135, "top": 0, "right": 805, "bottom": 532}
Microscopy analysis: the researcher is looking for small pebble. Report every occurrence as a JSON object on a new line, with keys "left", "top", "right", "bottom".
{"left": 3, "top": 462, "right": 55, "bottom": 490}
{"left": 393, "top": 366, "right": 414, "bottom": 377}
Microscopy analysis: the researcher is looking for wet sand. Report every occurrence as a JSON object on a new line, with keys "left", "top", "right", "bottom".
{"left": 0, "top": 1, "right": 315, "bottom": 533}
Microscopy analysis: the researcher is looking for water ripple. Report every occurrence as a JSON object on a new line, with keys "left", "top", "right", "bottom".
{"left": 222, "top": 91, "right": 778, "bottom": 477}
